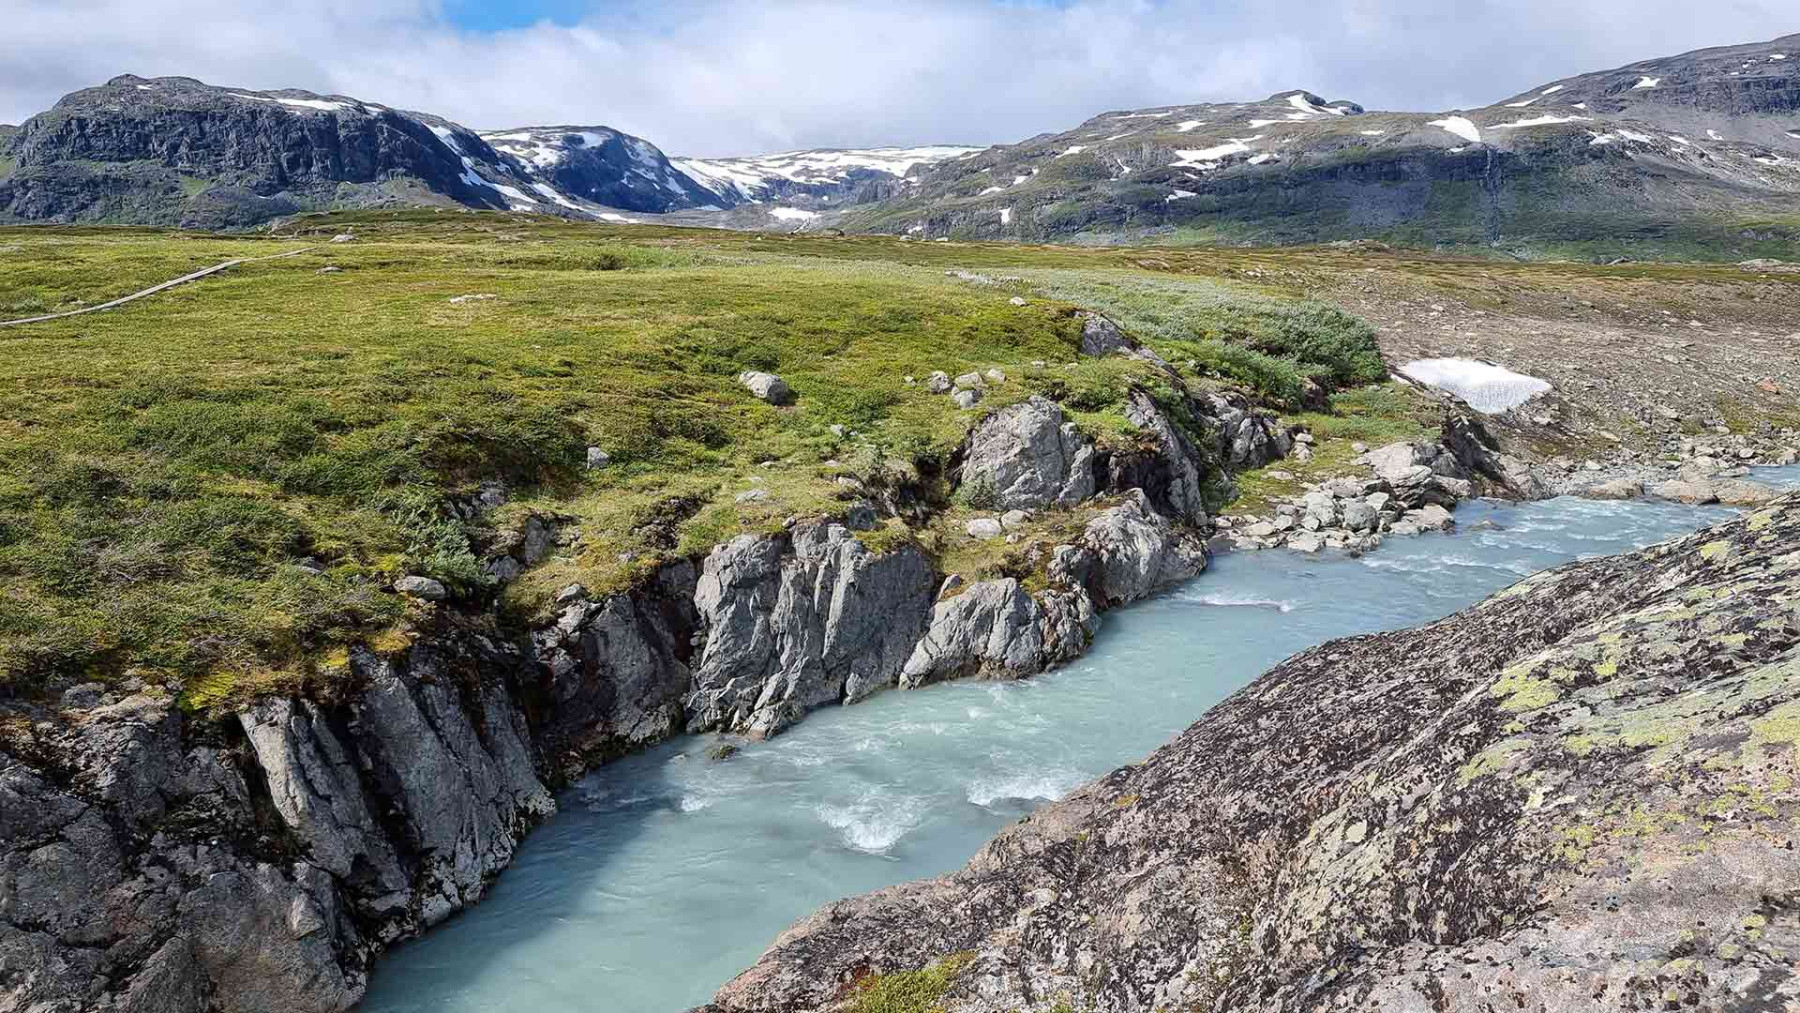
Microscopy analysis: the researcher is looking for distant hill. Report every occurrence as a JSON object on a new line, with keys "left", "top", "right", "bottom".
{"left": 842, "top": 34, "right": 1800, "bottom": 256}
{"left": 4, "top": 35, "right": 1798, "bottom": 255}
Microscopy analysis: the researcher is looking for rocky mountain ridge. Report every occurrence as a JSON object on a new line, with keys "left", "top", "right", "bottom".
{"left": 4, "top": 33, "right": 1797, "bottom": 250}
{"left": 845, "top": 34, "right": 1800, "bottom": 251}
{"left": 0, "top": 76, "right": 976, "bottom": 229}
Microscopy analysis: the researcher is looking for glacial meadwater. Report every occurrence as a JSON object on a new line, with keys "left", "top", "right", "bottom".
{"left": 361, "top": 475, "right": 1798, "bottom": 1013}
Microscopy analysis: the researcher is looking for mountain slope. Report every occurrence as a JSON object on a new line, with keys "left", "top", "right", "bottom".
{"left": 479, "top": 126, "right": 721, "bottom": 213}
{"left": 844, "top": 34, "right": 1800, "bottom": 255}
{"left": 0, "top": 76, "right": 702, "bottom": 227}
{"left": 673, "top": 146, "right": 981, "bottom": 208}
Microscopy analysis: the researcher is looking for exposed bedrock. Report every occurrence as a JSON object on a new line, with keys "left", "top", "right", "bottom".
{"left": 702, "top": 496, "right": 1800, "bottom": 1013}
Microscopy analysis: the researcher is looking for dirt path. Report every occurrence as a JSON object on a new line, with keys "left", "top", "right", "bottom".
{"left": 0, "top": 246, "right": 320, "bottom": 329}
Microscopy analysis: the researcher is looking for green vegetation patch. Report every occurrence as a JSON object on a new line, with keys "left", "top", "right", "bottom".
{"left": 1013, "top": 269, "right": 1386, "bottom": 406}
{"left": 845, "top": 952, "right": 975, "bottom": 1013}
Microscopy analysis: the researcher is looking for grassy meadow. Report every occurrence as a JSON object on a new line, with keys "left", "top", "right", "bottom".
{"left": 0, "top": 210, "right": 1444, "bottom": 705}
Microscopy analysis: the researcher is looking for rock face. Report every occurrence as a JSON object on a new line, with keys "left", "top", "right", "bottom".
{"left": 898, "top": 579, "right": 1087, "bottom": 687}
{"left": 530, "top": 560, "right": 699, "bottom": 777}
{"left": 959, "top": 396, "right": 1096, "bottom": 509}
{"left": 0, "top": 638, "right": 552, "bottom": 1012}
{"left": 1108, "top": 391, "right": 1213, "bottom": 524}
{"left": 684, "top": 522, "right": 937, "bottom": 738}
{"left": 1049, "top": 489, "right": 1208, "bottom": 608}
{"left": 705, "top": 496, "right": 1800, "bottom": 1013}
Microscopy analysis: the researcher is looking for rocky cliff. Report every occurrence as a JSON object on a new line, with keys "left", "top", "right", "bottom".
{"left": 0, "top": 358, "right": 1287, "bottom": 1009}
{"left": 702, "top": 495, "right": 1800, "bottom": 1012}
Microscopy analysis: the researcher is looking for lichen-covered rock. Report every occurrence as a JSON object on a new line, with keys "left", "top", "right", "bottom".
{"left": 959, "top": 395, "right": 1095, "bottom": 510}
{"left": 705, "top": 495, "right": 1800, "bottom": 1013}
{"left": 684, "top": 522, "right": 936, "bottom": 738}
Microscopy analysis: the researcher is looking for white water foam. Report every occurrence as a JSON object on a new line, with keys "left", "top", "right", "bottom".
{"left": 1181, "top": 591, "right": 1295, "bottom": 612}
{"left": 814, "top": 792, "right": 926, "bottom": 854}
{"left": 966, "top": 769, "right": 1087, "bottom": 807}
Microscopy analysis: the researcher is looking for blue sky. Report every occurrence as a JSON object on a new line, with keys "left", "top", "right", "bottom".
{"left": 4, "top": 0, "right": 1795, "bottom": 155}
{"left": 444, "top": 0, "right": 589, "bottom": 31}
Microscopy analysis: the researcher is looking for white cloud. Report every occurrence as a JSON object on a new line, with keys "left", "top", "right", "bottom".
{"left": 0, "top": 0, "right": 1793, "bottom": 157}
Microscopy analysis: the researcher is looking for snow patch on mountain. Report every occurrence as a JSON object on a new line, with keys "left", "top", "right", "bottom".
{"left": 1491, "top": 114, "right": 1590, "bottom": 129}
{"left": 1428, "top": 117, "right": 1482, "bottom": 143}
{"left": 1402, "top": 358, "right": 1550, "bottom": 413}
{"left": 229, "top": 93, "right": 351, "bottom": 112}
{"left": 1173, "top": 136, "right": 1262, "bottom": 165}
{"left": 673, "top": 146, "right": 980, "bottom": 203}
{"left": 1633, "top": 76, "right": 1663, "bottom": 89}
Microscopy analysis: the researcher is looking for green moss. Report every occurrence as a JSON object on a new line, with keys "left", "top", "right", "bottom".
{"left": 846, "top": 953, "right": 975, "bottom": 1013}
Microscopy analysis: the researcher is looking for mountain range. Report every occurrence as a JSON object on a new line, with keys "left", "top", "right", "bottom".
{"left": 3, "top": 33, "right": 1797, "bottom": 254}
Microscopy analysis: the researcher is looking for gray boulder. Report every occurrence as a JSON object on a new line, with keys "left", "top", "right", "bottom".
{"left": 737, "top": 371, "right": 793, "bottom": 405}
{"left": 1340, "top": 499, "right": 1379, "bottom": 532}
{"left": 1712, "top": 478, "right": 1778, "bottom": 506}
{"left": 1078, "top": 313, "right": 1168, "bottom": 367}
{"left": 1409, "top": 504, "right": 1456, "bottom": 531}
{"left": 925, "top": 371, "right": 953, "bottom": 394}
{"left": 1582, "top": 478, "right": 1643, "bottom": 500}
{"left": 960, "top": 396, "right": 1096, "bottom": 510}
{"left": 394, "top": 575, "right": 447, "bottom": 600}
{"left": 1050, "top": 490, "right": 1208, "bottom": 608}
{"left": 1652, "top": 479, "right": 1719, "bottom": 505}
{"left": 965, "top": 518, "right": 1005, "bottom": 540}
{"left": 900, "top": 579, "right": 1093, "bottom": 688}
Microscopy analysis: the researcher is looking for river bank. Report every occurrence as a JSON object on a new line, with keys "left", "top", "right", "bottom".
{"left": 357, "top": 480, "right": 1798, "bottom": 1012}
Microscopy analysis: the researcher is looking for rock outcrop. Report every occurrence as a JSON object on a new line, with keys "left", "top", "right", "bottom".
{"left": 1106, "top": 391, "right": 1213, "bottom": 525}
{"left": 703, "top": 496, "right": 1800, "bottom": 1013}
{"left": 959, "top": 396, "right": 1096, "bottom": 510}
{"left": 529, "top": 559, "right": 699, "bottom": 777}
{"left": 684, "top": 522, "right": 936, "bottom": 738}
{"left": 1, "top": 638, "right": 553, "bottom": 1013}
{"left": 1049, "top": 489, "right": 1208, "bottom": 608}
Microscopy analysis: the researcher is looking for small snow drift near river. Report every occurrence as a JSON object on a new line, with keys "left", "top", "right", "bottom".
{"left": 1400, "top": 357, "right": 1551, "bottom": 413}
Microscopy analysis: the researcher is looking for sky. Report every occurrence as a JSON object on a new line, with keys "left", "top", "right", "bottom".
{"left": 2, "top": 0, "right": 1794, "bottom": 156}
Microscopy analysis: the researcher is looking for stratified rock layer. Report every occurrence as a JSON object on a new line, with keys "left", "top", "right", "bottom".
{"left": 704, "top": 496, "right": 1800, "bottom": 1012}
